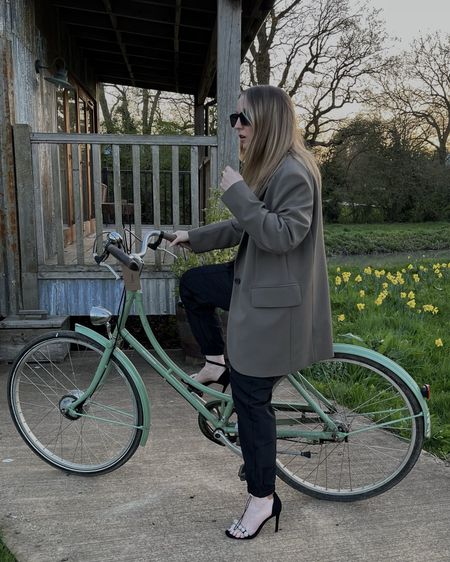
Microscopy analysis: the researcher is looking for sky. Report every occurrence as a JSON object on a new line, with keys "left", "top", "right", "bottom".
{"left": 368, "top": 0, "right": 449, "bottom": 47}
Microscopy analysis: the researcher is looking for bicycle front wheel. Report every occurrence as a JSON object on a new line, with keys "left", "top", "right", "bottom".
{"left": 273, "top": 352, "right": 424, "bottom": 501}
{"left": 8, "top": 331, "right": 144, "bottom": 475}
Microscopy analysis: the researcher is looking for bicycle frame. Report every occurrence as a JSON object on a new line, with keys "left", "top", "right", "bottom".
{"left": 64, "top": 245, "right": 431, "bottom": 450}
{"left": 67, "top": 287, "right": 352, "bottom": 449}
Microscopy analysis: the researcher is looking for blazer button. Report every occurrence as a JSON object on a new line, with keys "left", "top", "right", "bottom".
{"left": 234, "top": 278, "right": 241, "bottom": 285}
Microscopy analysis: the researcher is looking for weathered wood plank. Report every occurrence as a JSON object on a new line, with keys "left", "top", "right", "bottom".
{"left": 132, "top": 145, "right": 142, "bottom": 247}
{"left": 152, "top": 146, "right": 161, "bottom": 268}
{"left": 71, "top": 143, "right": 85, "bottom": 265}
{"left": 190, "top": 146, "right": 199, "bottom": 227}
{"left": 13, "top": 124, "right": 39, "bottom": 308}
{"left": 112, "top": 144, "right": 123, "bottom": 234}
{"left": 172, "top": 146, "right": 180, "bottom": 229}
{"left": 92, "top": 144, "right": 103, "bottom": 243}
{"left": 51, "top": 144, "right": 65, "bottom": 265}
{"left": 217, "top": 0, "right": 241, "bottom": 174}
{"left": 32, "top": 143, "right": 46, "bottom": 266}
{"left": 210, "top": 146, "right": 218, "bottom": 189}
{"left": 31, "top": 133, "right": 218, "bottom": 146}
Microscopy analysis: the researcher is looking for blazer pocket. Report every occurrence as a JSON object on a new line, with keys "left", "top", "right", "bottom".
{"left": 251, "top": 284, "right": 302, "bottom": 308}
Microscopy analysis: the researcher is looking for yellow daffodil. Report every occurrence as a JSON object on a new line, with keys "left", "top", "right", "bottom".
{"left": 407, "top": 291, "right": 415, "bottom": 299}
{"left": 407, "top": 264, "right": 414, "bottom": 270}
{"left": 435, "top": 338, "right": 443, "bottom": 347}
{"left": 335, "top": 276, "right": 342, "bottom": 286}
{"left": 342, "top": 272, "right": 351, "bottom": 283}
{"left": 382, "top": 282, "right": 388, "bottom": 289}
{"left": 359, "top": 290, "right": 365, "bottom": 297}
{"left": 413, "top": 274, "right": 420, "bottom": 283}
{"left": 356, "top": 303, "right": 365, "bottom": 311}
{"left": 337, "top": 314, "right": 345, "bottom": 322}
{"left": 355, "top": 275, "right": 362, "bottom": 283}
{"left": 406, "top": 299, "right": 416, "bottom": 308}
{"left": 400, "top": 292, "right": 407, "bottom": 299}
{"left": 336, "top": 267, "right": 341, "bottom": 272}
{"left": 364, "top": 266, "right": 372, "bottom": 275}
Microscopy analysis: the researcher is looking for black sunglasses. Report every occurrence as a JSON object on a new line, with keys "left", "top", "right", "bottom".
{"left": 229, "top": 112, "right": 251, "bottom": 127}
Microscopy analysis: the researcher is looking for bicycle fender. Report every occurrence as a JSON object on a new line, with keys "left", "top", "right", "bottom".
{"left": 333, "top": 343, "right": 431, "bottom": 438}
{"left": 75, "top": 324, "right": 151, "bottom": 445}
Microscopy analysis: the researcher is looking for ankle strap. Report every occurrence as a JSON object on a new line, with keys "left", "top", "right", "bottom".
{"left": 205, "top": 359, "right": 226, "bottom": 367}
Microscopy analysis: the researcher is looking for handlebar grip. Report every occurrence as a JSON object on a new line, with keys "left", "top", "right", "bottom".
{"left": 106, "top": 243, "right": 140, "bottom": 271}
{"left": 161, "top": 231, "right": 176, "bottom": 242}
{"left": 161, "top": 230, "right": 191, "bottom": 250}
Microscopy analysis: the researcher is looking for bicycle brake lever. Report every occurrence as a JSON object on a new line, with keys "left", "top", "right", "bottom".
{"left": 157, "top": 247, "right": 178, "bottom": 259}
{"left": 99, "top": 261, "right": 121, "bottom": 280}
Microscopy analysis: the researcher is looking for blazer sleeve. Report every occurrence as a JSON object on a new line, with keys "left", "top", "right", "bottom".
{"left": 188, "top": 218, "right": 243, "bottom": 253}
{"left": 221, "top": 164, "right": 314, "bottom": 255}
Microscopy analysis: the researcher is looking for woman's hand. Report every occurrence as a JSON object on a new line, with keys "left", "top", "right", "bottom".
{"left": 169, "top": 230, "right": 190, "bottom": 248}
{"left": 220, "top": 166, "right": 243, "bottom": 192}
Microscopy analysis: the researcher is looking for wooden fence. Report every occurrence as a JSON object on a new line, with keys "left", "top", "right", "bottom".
{"left": 23, "top": 131, "right": 218, "bottom": 269}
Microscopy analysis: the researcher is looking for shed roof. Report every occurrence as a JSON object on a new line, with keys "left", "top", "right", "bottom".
{"left": 51, "top": 0, "right": 274, "bottom": 99}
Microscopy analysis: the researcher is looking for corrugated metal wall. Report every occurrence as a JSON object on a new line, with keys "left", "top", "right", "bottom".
{"left": 39, "top": 275, "right": 178, "bottom": 316}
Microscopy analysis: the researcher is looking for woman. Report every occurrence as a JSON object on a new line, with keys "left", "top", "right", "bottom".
{"left": 170, "top": 85, "right": 333, "bottom": 539}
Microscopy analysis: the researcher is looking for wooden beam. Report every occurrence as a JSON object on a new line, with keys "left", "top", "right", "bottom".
{"left": 197, "top": 21, "right": 217, "bottom": 104}
{"left": 174, "top": 0, "right": 181, "bottom": 92}
{"left": 216, "top": 0, "right": 241, "bottom": 174}
{"left": 12, "top": 124, "right": 39, "bottom": 310}
{"left": 102, "top": 0, "right": 136, "bottom": 86}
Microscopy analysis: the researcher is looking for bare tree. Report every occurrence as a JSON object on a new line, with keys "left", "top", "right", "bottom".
{"left": 242, "top": 0, "right": 391, "bottom": 146}
{"left": 98, "top": 85, "right": 163, "bottom": 133}
{"left": 376, "top": 32, "right": 450, "bottom": 164}
{"left": 98, "top": 85, "right": 194, "bottom": 135}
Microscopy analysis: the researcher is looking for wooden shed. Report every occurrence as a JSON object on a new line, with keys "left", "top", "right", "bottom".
{"left": 0, "top": 0, "right": 274, "bottom": 323}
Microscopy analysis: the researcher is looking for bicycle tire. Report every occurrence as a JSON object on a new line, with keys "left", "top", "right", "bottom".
{"left": 8, "top": 331, "right": 144, "bottom": 475}
{"left": 273, "top": 352, "right": 424, "bottom": 501}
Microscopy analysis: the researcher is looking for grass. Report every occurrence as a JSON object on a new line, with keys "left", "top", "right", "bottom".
{"left": 328, "top": 256, "right": 450, "bottom": 459}
{"left": 0, "top": 536, "right": 16, "bottom": 562}
{"left": 324, "top": 221, "right": 450, "bottom": 256}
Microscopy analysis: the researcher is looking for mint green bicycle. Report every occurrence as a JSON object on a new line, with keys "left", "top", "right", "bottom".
{"left": 7, "top": 230, "right": 431, "bottom": 502}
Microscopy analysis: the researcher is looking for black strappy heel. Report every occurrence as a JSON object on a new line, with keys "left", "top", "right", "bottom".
{"left": 225, "top": 492, "right": 282, "bottom": 540}
{"left": 187, "top": 359, "right": 230, "bottom": 396}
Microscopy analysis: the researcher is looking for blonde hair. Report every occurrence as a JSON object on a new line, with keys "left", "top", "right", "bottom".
{"left": 239, "top": 85, "right": 321, "bottom": 195}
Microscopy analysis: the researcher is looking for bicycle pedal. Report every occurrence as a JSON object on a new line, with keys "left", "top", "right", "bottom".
{"left": 238, "top": 464, "right": 246, "bottom": 481}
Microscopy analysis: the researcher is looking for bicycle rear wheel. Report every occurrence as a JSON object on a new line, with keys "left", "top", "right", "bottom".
{"left": 273, "top": 352, "right": 424, "bottom": 501}
{"left": 8, "top": 331, "right": 143, "bottom": 475}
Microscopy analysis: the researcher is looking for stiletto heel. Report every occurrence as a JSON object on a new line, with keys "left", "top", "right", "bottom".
{"left": 225, "top": 492, "right": 282, "bottom": 540}
{"left": 186, "top": 359, "right": 230, "bottom": 396}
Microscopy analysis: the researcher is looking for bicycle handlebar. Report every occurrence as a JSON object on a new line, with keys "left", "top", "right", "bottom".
{"left": 105, "top": 242, "right": 141, "bottom": 271}
{"left": 94, "top": 230, "right": 188, "bottom": 272}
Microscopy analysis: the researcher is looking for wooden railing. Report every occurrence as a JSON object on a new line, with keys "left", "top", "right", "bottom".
{"left": 27, "top": 132, "right": 218, "bottom": 268}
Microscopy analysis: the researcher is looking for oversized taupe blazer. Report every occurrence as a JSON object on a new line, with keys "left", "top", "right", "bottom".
{"left": 188, "top": 154, "right": 333, "bottom": 377}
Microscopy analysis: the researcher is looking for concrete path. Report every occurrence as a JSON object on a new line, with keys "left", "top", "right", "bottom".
{"left": 1, "top": 352, "right": 449, "bottom": 562}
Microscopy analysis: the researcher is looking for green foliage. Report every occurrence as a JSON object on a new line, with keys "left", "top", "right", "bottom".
{"left": 322, "top": 116, "right": 450, "bottom": 223}
{"left": 0, "top": 536, "right": 16, "bottom": 562}
{"left": 329, "top": 258, "right": 450, "bottom": 459}
{"left": 170, "top": 188, "right": 237, "bottom": 280}
{"left": 324, "top": 222, "right": 450, "bottom": 256}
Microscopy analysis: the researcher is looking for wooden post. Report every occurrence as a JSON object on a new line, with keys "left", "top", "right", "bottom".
{"left": 194, "top": 99, "right": 206, "bottom": 214}
{"left": 0, "top": 38, "right": 20, "bottom": 316}
{"left": 216, "top": 0, "right": 241, "bottom": 177}
{"left": 12, "top": 124, "right": 40, "bottom": 311}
